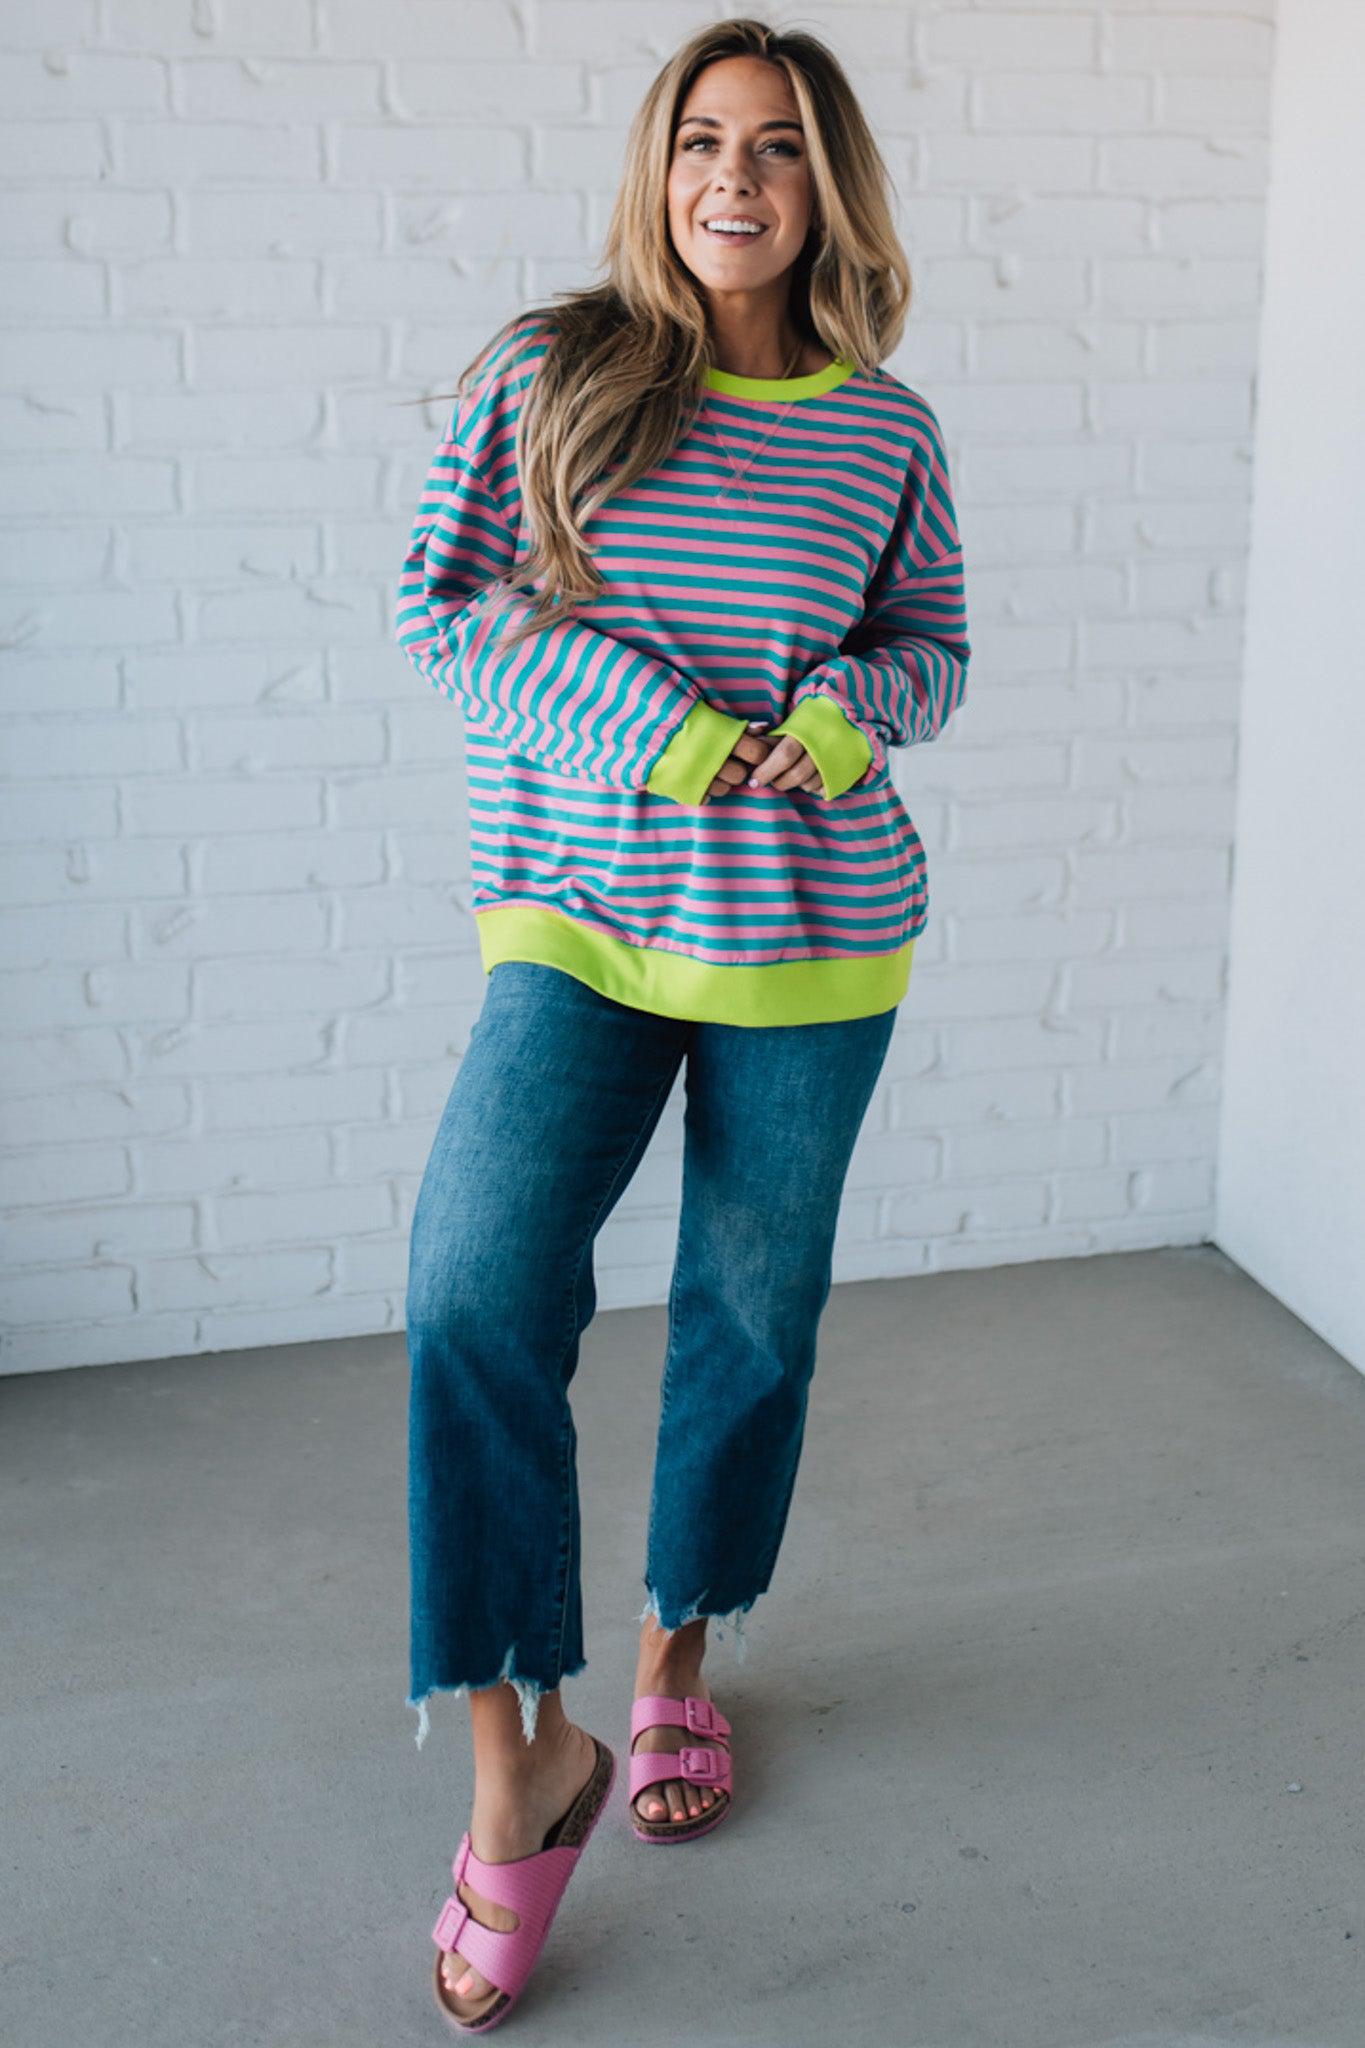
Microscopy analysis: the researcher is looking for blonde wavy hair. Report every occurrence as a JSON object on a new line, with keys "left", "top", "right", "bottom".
{"left": 446, "top": 15, "right": 912, "bottom": 647}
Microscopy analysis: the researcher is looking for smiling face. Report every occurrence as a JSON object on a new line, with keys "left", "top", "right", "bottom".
{"left": 666, "top": 55, "right": 816, "bottom": 298}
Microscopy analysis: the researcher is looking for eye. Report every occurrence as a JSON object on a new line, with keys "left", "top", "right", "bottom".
{"left": 679, "top": 135, "right": 801, "bottom": 157}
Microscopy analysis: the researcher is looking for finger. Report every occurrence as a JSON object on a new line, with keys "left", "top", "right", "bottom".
{"left": 746, "top": 737, "right": 804, "bottom": 788}
{"left": 767, "top": 748, "right": 819, "bottom": 792}
{"left": 733, "top": 730, "right": 778, "bottom": 767}
{"left": 717, "top": 755, "right": 754, "bottom": 789}
{"left": 708, "top": 734, "right": 778, "bottom": 797}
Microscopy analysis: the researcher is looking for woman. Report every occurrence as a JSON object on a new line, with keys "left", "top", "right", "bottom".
{"left": 397, "top": 17, "right": 970, "bottom": 2033}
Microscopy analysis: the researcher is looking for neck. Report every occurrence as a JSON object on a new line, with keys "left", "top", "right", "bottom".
{"left": 705, "top": 292, "right": 807, "bottom": 381}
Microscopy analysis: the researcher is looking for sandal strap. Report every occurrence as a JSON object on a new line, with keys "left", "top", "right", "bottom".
{"left": 431, "top": 1830, "right": 583, "bottom": 2000}
{"left": 629, "top": 1744, "right": 733, "bottom": 1799}
{"left": 433, "top": 1894, "right": 514, "bottom": 1996}
{"left": 630, "top": 1692, "right": 731, "bottom": 1744}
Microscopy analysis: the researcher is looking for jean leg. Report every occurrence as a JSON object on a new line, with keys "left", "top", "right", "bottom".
{"left": 406, "top": 962, "right": 687, "bottom": 1748}
{"left": 641, "top": 1001, "right": 899, "bottom": 1654}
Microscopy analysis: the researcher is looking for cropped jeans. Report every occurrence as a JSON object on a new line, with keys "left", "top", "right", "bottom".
{"left": 405, "top": 959, "right": 899, "bottom": 1749}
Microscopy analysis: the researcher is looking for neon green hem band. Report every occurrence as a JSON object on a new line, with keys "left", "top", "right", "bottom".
{"left": 474, "top": 904, "right": 913, "bottom": 1027}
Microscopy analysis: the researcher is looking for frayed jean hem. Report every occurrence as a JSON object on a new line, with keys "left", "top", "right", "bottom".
{"left": 407, "top": 1645, "right": 588, "bottom": 1751}
{"left": 636, "top": 1587, "right": 755, "bottom": 1664}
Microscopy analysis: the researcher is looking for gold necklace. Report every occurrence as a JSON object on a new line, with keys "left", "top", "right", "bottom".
{"left": 708, "top": 336, "right": 807, "bottom": 507}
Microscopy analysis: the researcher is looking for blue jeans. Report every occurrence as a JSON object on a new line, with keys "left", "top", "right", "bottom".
{"left": 405, "top": 960, "right": 899, "bottom": 1748}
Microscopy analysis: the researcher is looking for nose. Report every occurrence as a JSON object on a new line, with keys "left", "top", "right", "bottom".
{"left": 709, "top": 145, "right": 758, "bottom": 199}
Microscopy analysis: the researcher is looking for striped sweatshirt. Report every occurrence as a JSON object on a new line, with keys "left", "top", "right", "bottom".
{"left": 394, "top": 315, "right": 970, "bottom": 1027}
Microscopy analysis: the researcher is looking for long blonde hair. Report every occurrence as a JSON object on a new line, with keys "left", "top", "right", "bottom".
{"left": 449, "top": 16, "right": 912, "bottom": 647}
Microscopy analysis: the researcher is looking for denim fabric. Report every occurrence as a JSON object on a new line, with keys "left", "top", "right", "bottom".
{"left": 405, "top": 960, "right": 899, "bottom": 1748}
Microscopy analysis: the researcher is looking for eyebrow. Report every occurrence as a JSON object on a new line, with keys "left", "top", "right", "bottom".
{"left": 676, "top": 115, "right": 804, "bottom": 134}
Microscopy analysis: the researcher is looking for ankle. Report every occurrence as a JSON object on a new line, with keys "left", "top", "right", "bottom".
{"left": 636, "top": 1618, "right": 708, "bottom": 1688}
{"left": 470, "top": 1700, "right": 579, "bottom": 1786}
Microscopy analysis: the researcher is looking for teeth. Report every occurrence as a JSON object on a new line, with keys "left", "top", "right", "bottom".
{"left": 706, "top": 221, "right": 763, "bottom": 235}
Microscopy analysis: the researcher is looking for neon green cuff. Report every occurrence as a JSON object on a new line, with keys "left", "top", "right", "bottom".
{"left": 768, "top": 694, "right": 874, "bottom": 799}
{"left": 645, "top": 700, "right": 750, "bottom": 808}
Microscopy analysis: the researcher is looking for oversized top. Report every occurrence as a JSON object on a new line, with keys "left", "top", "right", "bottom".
{"left": 394, "top": 314, "right": 971, "bottom": 1026}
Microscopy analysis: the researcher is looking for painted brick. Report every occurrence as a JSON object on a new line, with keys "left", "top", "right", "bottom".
{"left": 0, "top": 4, "right": 1271, "bottom": 1371}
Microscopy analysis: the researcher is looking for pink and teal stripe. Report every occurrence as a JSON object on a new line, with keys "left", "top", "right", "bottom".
{"left": 395, "top": 316, "right": 970, "bottom": 1026}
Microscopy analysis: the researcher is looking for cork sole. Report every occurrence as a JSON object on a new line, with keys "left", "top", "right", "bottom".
{"left": 629, "top": 1783, "right": 732, "bottom": 1844}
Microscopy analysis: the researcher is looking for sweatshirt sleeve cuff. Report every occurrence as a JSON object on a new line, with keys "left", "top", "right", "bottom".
{"left": 768, "top": 693, "right": 874, "bottom": 800}
{"left": 645, "top": 700, "right": 749, "bottom": 808}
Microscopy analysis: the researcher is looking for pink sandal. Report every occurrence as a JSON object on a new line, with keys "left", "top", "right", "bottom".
{"left": 431, "top": 1734, "right": 615, "bottom": 2034}
{"left": 628, "top": 1693, "right": 733, "bottom": 1844}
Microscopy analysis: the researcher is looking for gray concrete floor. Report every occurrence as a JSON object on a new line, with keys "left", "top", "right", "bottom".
{"left": 3, "top": 1245, "right": 1363, "bottom": 2048}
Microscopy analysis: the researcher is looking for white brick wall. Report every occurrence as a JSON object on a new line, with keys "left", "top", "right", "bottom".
{"left": 0, "top": 2, "right": 1274, "bottom": 1372}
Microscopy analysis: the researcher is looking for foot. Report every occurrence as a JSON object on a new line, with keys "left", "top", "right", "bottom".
{"left": 631, "top": 1637, "right": 730, "bottom": 1832}
{"left": 436, "top": 1719, "right": 600, "bottom": 2026}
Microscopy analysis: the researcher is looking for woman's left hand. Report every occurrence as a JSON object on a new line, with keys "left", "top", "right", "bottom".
{"left": 742, "top": 730, "right": 826, "bottom": 797}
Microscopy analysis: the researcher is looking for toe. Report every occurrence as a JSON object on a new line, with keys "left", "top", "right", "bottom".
{"left": 441, "top": 1951, "right": 496, "bottom": 2016}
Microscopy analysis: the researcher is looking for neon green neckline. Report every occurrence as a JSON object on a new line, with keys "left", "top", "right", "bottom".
{"left": 702, "top": 354, "right": 856, "bottom": 402}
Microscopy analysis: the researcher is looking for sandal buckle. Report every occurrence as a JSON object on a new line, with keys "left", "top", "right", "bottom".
{"left": 684, "top": 1696, "right": 717, "bottom": 1736}
{"left": 432, "top": 1895, "right": 470, "bottom": 1952}
{"left": 678, "top": 1745, "right": 723, "bottom": 1784}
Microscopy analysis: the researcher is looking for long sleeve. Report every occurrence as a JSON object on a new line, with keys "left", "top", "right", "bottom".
{"left": 768, "top": 399, "right": 971, "bottom": 800}
{"left": 394, "top": 417, "right": 745, "bottom": 798}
